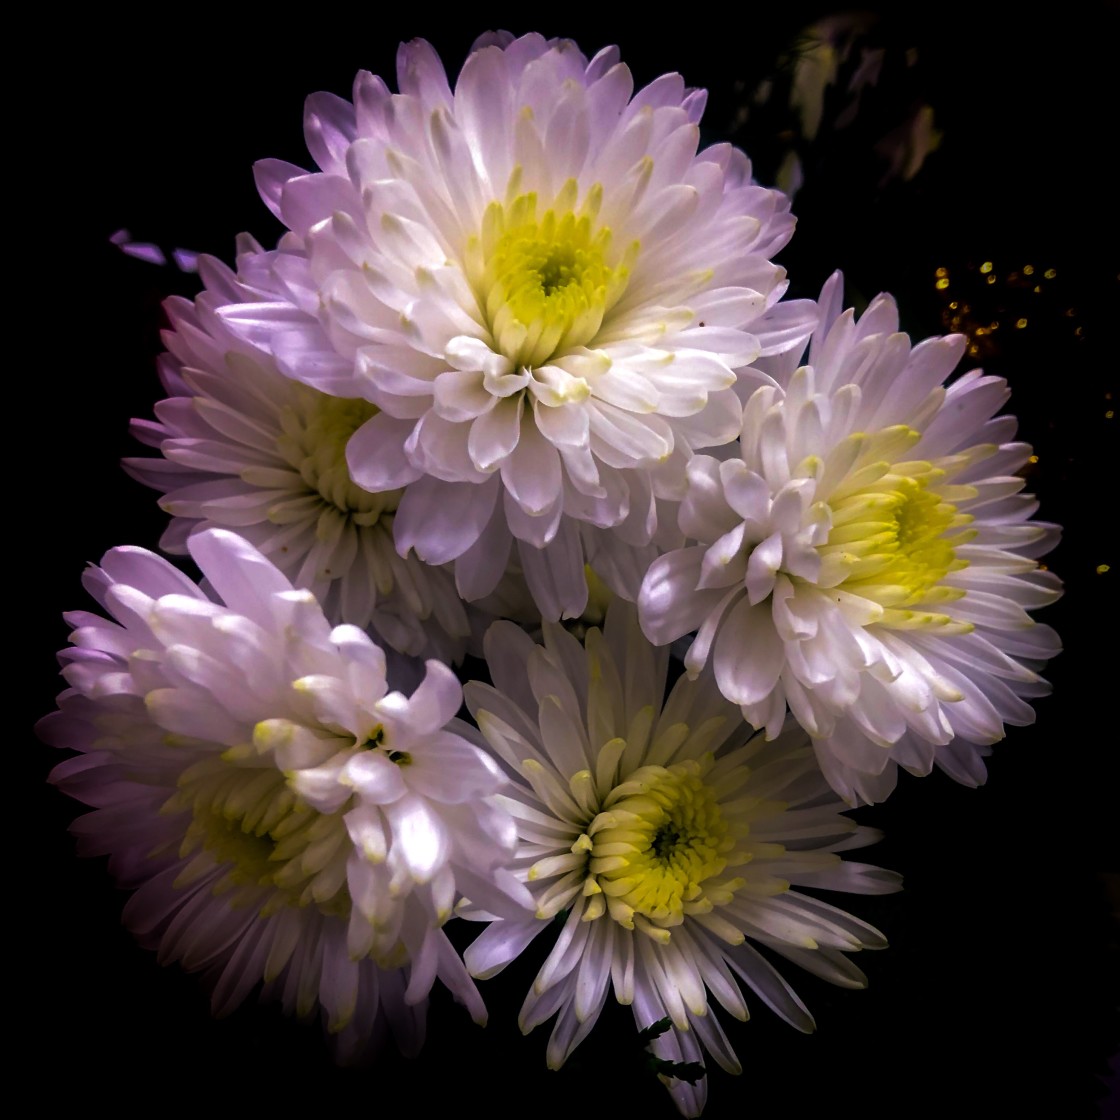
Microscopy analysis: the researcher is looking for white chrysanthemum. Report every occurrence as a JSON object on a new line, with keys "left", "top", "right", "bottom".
{"left": 639, "top": 273, "right": 1062, "bottom": 804}
{"left": 462, "top": 605, "right": 898, "bottom": 1117}
{"left": 125, "top": 252, "right": 469, "bottom": 660}
{"left": 39, "top": 529, "right": 532, "bottom": 1054}
{"left": 220, "top": 32, "right": 815, "bottom": 619}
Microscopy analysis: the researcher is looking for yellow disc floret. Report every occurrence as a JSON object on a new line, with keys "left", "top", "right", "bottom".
{"left": 275, "top": 392, "right": 397, "bottom": 524}
{"left": 169, "top": 755, "right": 354, "bottom": 919}
{"left": 583, "top": 758, "right": 749, "bottom": 941}
{"left": 818, "top": 431, "right": 979, "bottom": 633}
{"left": 466, "top": 176, "right": 638, "bottom": 368}
{"left": 163, "top": 715, "right": 408, "bottom": 920}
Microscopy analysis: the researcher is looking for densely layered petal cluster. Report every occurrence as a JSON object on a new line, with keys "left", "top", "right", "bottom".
{"left": 640, "top": 273, "right": 1062, "bottom": 803}
{"left": 125, "top": 251, "right": 469, "bottom": 659}
{"left": 462, "top": 605, "right": 898, "bottom": 1117}
{"left": 39, "top": 530, "right": 531, "bottom": 1054}
{"left": 219, "top": 32, "right": 814, "bottom": 619}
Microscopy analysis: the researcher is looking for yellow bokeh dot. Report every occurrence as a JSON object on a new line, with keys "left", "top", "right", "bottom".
{"left": 1023, "top": 264, "right": 1035, "bottom": 276}
{"left": 936, "top": 277, "right": 950, "bottom": 289}
{"left": 1016, "top": 318, "right": 1028, "bottom": 329}
{"left": 979, "top": 261, "right": 993, "bottom": 273}
{"left": 1097, "top": 564, "right": 1111, "bottom": 575}
{"left": 1044, "top": 268, "right": 1057, "bottom": 279}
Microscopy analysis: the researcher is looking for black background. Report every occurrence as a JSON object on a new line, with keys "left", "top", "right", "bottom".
{"left": 24, "top": 6, "right": 1117, "bottom": 1116}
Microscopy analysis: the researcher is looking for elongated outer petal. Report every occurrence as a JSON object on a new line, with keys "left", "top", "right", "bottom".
{"left": 638, "top": 546, "right": 712, "bottom": 645}
{"left": 394, "top": 475, "right": 501, "bottom": 564}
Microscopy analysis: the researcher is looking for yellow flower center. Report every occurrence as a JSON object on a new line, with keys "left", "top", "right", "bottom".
{"left": 466, "top": 176, "right": 638, "bottom": 368}
{"left": 276, "top": 392, "right": 399, "bottom": 524}
{"left": 584, "top": 759, "right": 746, "bottom": 940}
{"left": 818, "top": 433, "right": 977, "bottom": 631}
{"left": 168, "top": 741, "right": 353, "bottom": 919}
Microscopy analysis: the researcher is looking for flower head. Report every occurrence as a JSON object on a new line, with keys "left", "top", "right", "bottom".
{"left": 639, "top": 273, "right": 1062, "bottom": 803}
{"left": 220, "top": 32, "right": 814, "bottom": 618}
{"left": 463, "top": 604, "right": 898, "bottom": 1116}
{"left": 39, "top": 530, "right": 531, "bottom": 1054}
{"left": 125, "top": 252, "right": 469, "bottom": 659}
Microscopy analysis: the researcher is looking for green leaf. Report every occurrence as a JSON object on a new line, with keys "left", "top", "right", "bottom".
{"left": 648, "top": 1056, "right": 707, "bottom": 1085}
{"left": 636, "top": 1016, "right": 672, "bottom": 1044}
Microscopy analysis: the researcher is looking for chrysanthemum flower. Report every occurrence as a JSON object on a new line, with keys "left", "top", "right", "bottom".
{"left": 219, "top": 32, "right": 814, "bottom": 619}
{"left": 125, "top": 250, "right": 469, "bottom": 659}
{"left": 462, "top": 605, "right": 898, "bottom": 1117}
{"left": 38, "top": 529, "right": 531, "bottom": 1055}
{"left": 639, "top": 273, "right": 1062, "bottom": 803}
